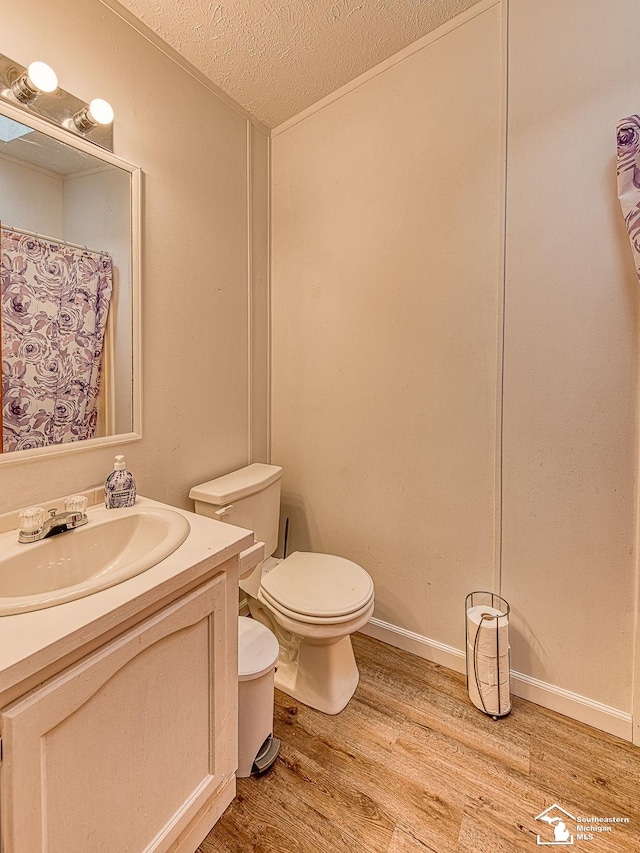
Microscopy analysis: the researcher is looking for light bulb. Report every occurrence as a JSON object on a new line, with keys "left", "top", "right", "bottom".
{"left": 87, "top": 98, "right": 114, "bottom": 126}
{"left": 26, "top": 61, "right": 58, "bottom": 94}
{"left": 71, "top": 98, "right": 114, "bottom": 133}
{"left": 10, "top": 60, "right": 58, "bottom": 102}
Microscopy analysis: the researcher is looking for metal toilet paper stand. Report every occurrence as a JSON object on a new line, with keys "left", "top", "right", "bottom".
{"left": 465, "top": 591, "right": 511, "bottom": 720}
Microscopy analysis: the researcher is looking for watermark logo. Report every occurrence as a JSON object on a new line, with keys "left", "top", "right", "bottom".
{"left": 534, "top": 805, "right": 575, "bottom": 846}
{"left": 533, "top": 804, "right": 631, "bottom": 844}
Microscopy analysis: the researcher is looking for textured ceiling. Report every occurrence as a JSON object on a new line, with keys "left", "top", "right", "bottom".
{"left": 117, "top": 0, "right": 481, "bottom": 128}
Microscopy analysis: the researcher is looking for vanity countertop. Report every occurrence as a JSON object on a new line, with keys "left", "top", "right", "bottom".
{"left": 0, "top": 496, "right": 252, "bottom": 707}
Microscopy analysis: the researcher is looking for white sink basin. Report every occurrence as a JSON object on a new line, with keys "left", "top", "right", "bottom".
{"left": 0, "top": 505, "right": 190, "bottom": 616}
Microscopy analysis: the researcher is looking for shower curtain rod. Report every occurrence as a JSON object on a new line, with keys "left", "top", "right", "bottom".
{"left": 0, "top": 223, "right": 109, "bottom": 257}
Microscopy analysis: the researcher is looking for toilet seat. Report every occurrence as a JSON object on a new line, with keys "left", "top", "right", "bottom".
{"left": 258, "top": 587, "right": 374, "bottom": 625}
{"left": 259, "top": 551, "right": 374, "bottom": 624}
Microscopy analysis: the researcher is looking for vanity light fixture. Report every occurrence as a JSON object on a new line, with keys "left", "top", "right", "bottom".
{"left": 10, "top": 61, "right": 58, "bottom": 102}
{"left": 0, "top": 51, "right": 114, "bottom": 151}
{"left": 72, "top": 98, "right": 114, "bottom": 132}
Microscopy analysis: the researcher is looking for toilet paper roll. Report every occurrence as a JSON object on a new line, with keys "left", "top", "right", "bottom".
{"left": 466, "top": 605, "right": 509, "bottom": 657}
{"left": 468, "top": 671, "right": 511, "bottom": 716}
{"left": 466, "top": 643, "right": 509, "bottom": 687}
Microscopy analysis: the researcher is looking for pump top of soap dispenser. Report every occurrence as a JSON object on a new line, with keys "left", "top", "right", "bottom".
{"left": 114, "top": 455, "right": 126, "bottom": 470}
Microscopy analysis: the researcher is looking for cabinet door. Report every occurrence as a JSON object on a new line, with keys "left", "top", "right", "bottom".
{"left": 0, "top": 572, "right": 237, "bottom": 853}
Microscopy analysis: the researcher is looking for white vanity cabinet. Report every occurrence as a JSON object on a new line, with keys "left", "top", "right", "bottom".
{"left": 0, "top": 566, "right": 238, "bottom": 853}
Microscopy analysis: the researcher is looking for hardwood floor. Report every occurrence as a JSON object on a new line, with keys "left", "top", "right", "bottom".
{"left": 198, "top": 634, "right": 640, "bottom": 853}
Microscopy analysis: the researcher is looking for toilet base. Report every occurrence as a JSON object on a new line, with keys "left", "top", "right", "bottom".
{"left": 275, "top": 634, "right": 360, "bottom": 715}
{"left": 247, "top": 597, "right": 372, "bottom": 715}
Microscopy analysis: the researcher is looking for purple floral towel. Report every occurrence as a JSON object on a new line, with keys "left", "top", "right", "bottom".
{"left": 1, "top": 228, "right": 112, "bottom": 452}
{"left": 617, "top": 115, "right": 640, "bottom": 283}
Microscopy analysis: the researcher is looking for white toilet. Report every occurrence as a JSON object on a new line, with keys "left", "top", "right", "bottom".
{"left": 190, "top": 463, "right": 375, "bottom": 715}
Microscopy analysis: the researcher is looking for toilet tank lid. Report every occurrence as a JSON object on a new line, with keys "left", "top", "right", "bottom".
{"left": 189, "top": 463, "right": 283, "bottom": 505}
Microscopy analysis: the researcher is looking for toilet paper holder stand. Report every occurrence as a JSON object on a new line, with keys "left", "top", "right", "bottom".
{"left": 465, "top": 590, "right": 511, "bottom": 720}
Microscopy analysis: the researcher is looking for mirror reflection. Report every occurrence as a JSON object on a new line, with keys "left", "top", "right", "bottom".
{"left": 0, "top": 111, "right": 135, "bottom": 455}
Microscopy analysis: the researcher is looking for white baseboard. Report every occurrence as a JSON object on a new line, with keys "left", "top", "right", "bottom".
{"left": 360, "top": 618, "right": 633, "bottom": 742}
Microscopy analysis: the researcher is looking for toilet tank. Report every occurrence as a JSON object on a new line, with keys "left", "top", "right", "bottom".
{"left": 189, "top": 464, "right": 283, "bottom": 558}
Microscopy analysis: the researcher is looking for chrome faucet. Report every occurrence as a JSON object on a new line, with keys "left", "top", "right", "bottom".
{"left": 18, "top": 502, "right": 88, "bottom": 544}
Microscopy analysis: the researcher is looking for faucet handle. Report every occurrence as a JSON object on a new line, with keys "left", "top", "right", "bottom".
{"left": 19, "top": 506, "right": 46, "bottom": 534}
{"left": 65, "top": 495, "right": 88, "bottom": 514}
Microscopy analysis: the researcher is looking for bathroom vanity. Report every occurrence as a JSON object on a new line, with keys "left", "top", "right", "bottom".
{"left": 0, "top": 495, "right": 253, "bottom": 853}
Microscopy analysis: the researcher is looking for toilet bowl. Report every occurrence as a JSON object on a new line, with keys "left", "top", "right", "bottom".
{"left": 189, "top": 464, "right": 375, "bottom": 715}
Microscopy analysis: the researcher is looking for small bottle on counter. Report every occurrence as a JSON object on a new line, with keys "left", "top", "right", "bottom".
{"left": 104, "top": 455, "right": 136, "bottom": 508}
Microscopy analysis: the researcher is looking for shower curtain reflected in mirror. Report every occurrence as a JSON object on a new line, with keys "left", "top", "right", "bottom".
{"left": 617, "top": 114, "right": 640, "bottom": 284}
{"left": 0, "top": 225, "right": 112, "bottom": 452}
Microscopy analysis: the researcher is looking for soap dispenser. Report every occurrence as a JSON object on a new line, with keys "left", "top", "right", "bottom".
{"left": 105, "top": 455, "right": 136, "bottom": 508}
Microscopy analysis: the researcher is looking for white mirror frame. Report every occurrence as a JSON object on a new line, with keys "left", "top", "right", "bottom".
{"left": 0, "top": 98, "right": 142, "bottom": 466}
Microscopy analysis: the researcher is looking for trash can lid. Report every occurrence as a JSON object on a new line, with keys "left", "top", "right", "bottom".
{"left": 238, "top": 616, "right": 279, "bottom": 681}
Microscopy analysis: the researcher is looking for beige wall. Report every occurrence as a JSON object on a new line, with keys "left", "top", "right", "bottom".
{"left": 0, "top": 0, "right": 269, "bottom": 510}
{"left": 0, "top": 157, "right": 64, "bottom": 235}
{"left": 64, "top": 169, "right": 133, "bottom": 434}
{"left": 502, "top": 0, "right": 639, "bottom": 710}
{"left": 272, "top": 3, "right": 504, "bottom": 650}
{"left": 271, "top": 0, "right": 640, "bottom": 718}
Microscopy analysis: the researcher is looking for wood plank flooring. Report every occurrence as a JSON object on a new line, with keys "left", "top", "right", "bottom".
{"left": 198, "top": 634, "right": 640, "bottom": 853}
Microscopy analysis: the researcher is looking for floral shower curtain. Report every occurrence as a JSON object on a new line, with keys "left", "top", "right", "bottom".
{"left": 0, "top": 227, "right": 113, "bottom": 452}
{"left": 617, "top": 115, "right": 640, "bottom": 284}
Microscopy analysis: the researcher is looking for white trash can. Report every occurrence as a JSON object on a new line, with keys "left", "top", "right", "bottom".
{"left": 237, "top": 616, "right": 280, "bottom": 777}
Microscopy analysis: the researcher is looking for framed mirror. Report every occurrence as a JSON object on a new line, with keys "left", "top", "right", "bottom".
{"left": 0, "top": 98, "right": 140, "bottom": 463}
